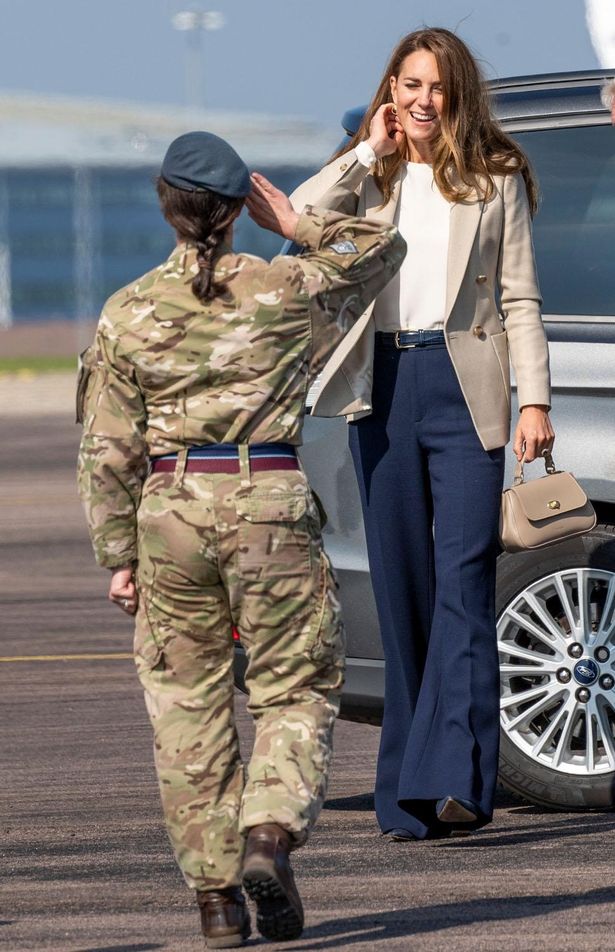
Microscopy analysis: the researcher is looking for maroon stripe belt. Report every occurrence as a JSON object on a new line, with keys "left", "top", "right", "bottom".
{"left": 150, "top": 456, "right": 300, "bottom": 475}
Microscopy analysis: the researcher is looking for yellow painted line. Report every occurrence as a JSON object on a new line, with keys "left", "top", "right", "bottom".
{"left": 0, "top": 652, "right": 133, "bottom": 663}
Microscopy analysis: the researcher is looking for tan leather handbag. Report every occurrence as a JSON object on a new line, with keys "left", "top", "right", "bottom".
{"left": 499, "top": 451, "right": 596, "bottom": 553}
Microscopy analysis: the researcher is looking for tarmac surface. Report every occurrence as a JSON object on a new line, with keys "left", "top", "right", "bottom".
{"left": 2, "top": 374, "right": 615, "bottom": 952}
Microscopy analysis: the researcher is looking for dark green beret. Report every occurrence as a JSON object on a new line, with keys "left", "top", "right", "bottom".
{"left": 161, "top": 131, "right": 251, "bottom": 198}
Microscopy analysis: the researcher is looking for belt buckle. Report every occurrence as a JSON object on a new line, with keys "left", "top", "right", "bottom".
{"left": 394, "top": 331, "right": 417, "bottom": 350}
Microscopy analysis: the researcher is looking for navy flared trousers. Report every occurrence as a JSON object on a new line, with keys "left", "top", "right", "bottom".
{"left": 348, "top": 335, "right": 505, "bottom": 838}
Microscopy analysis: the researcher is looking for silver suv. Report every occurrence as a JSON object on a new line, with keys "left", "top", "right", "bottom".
{"left": 236, "top": 70, "right": 615, "bottom": 812}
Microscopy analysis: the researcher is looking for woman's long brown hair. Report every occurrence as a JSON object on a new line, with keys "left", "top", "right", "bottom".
{"left": 333, "top": 28, "right": 538, "bottom": 214}
{"left": 156, "top": 178, "right": 244, "bottom": 303}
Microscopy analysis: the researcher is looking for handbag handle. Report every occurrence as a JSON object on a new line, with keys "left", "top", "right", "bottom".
{"left": 512, "top": 448, "right": 557, "bottom": 486}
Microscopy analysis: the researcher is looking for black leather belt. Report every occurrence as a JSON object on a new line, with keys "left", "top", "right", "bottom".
{"left": 377, "top": 330, "right": 445, "bottom": 349}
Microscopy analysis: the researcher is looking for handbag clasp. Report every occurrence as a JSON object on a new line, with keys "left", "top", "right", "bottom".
{"left": 542, "top": 449, "right": 557, "bottom": 475}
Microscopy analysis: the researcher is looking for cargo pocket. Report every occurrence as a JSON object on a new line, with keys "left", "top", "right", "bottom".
{"left": 237, "top": 491, "right": 312, "bottom": 579}
{"left": 134, "top": 616, "right": 165, "bottom": 683}
{"left": 133, "top": 577, "right": 165, "bottom": 678}
{"left": 305, "top": 551, "right": 345, "bottom": 665}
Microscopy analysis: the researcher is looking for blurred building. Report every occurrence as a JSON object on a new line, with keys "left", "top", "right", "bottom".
{"left": 0, "top": 92, "right": 338, "bottom": 327}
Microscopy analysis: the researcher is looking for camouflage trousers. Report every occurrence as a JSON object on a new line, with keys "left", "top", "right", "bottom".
{"left": 133, "top": 464, "right": 345, "bottom": 892}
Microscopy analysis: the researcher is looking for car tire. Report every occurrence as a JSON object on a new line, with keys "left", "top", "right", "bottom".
{"left": 496, "top": 524, "right": 615, "bottom": 810}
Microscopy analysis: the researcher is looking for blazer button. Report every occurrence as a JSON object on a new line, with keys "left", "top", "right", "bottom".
{"left": 475, "top": 274, "right": 488, "bottom": 284}
{"left": 473, "top": 325, "right": 484, "bottom": 337}
{"left": 340, "top": 163, "right": 348, "bottom": 171}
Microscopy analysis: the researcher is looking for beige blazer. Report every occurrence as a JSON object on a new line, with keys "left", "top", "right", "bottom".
{"left": 290, "top": 153, "right": 551, "bottom": 450}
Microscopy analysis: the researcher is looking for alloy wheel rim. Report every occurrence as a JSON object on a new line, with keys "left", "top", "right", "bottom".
{"left": 498, "top": 568, "right": 615, "bottom": 776}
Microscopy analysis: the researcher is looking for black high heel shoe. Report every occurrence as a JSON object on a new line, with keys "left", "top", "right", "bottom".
{"left": 436, "top": 796, "right": 478, "bottom": 824}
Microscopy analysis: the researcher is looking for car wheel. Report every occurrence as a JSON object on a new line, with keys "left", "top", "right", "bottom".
{"left": 496, "top": 524, "right": 615, "bottom": 809}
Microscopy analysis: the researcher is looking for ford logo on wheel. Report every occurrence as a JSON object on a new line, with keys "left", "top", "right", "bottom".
{"left": 573, "top": 658, "right": 599, "bottom": 686}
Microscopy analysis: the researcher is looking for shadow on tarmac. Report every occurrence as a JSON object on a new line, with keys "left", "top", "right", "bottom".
{"left": 287, "top": 886, "right": 615, "bottom": 949}
{"left": 324, "top": 793, "right": 374, "bottom": 812}
{"left": 323, "top": 788, "right": 527, "bottom": 813}
{"left": 75, "top": 945, "right": 164, "bottom": 952}
{"left": 434, "top": 812, "right": 615, "bottom": 849}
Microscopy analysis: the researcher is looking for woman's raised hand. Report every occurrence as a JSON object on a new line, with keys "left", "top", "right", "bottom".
{"left": 366, "top": 103, "right": 405, "bottom": 159}
{"left": 246, "top": 172, "right": 300, "bottom": 240}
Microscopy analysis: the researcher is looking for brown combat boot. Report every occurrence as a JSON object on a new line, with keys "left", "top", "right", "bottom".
{"left": 196, "top": 886, "right": 251, "bottom": 949}
{"left": 242, "top": 823, "right": 304, "bottom": 941}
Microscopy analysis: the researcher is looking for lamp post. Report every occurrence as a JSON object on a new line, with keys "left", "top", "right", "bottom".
{"left": 0, "top": 174, "right": 12, "bottom": 329}
{"left": 73, "top": 166, "right": 98, "bottom": 353}
{"left": 171, "top": 9, "right": 226, "bottom": 114}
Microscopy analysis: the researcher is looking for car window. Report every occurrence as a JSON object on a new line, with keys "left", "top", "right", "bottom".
{"left": 514, "top": 125, "right": 615, "bottom": 317}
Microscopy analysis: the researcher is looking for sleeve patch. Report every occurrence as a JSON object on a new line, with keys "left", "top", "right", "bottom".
{"left": 328, "top": 240, "right": 359, "bottom": 255}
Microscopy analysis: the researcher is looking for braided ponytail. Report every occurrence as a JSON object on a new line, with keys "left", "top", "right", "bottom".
{"left": 156, "top": 177, "right": 244, "bottom": 303}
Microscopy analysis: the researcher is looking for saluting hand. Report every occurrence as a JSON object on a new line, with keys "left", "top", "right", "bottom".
{"left": 366, "top": 103, "right": 405, "bottom": 158}
{"left": 246, "top": 172, "right": 300, "bottom": 240}
{"left": 513, "top": 405, "right": 555, "bottom": 463}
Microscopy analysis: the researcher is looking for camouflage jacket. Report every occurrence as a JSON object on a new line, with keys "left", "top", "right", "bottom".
{"left": 77, "top": 206, "right": 405, "bottom": 568}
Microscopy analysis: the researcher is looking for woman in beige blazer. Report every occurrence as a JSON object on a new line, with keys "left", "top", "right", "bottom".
{"left": 291, "top": 28, "right": 554, "bottom": 841}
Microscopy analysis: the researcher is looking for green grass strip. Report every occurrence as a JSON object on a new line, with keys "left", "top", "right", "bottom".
{"left": 0, "top": 355, "right": 77, "bottom": 373}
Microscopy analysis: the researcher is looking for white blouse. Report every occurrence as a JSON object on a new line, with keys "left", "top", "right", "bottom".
{"left": 371, "top": 161, "right": 451, "bottom": 333}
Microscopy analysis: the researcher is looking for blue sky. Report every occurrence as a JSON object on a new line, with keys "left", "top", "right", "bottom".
{"left": 0, "top": 0, "right": 604, "bottom": 123}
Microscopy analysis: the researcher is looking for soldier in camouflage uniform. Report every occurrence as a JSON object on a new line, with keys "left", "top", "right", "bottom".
{"left": 77, "top": 131, "right": 405, "bottom": 948}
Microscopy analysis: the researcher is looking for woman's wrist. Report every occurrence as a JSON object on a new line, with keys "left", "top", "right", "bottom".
{"left": 355, "top": 141, "right": 378, "bottom": 167}
{"left": 364, "top": 137, "right": 391, "bottom": 161}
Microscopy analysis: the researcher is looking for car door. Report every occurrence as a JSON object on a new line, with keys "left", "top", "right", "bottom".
{"left": 496, "top": 117, "right": 615, "bottom": 809}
